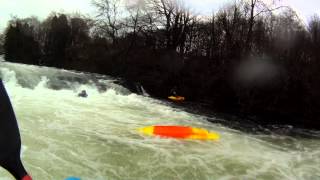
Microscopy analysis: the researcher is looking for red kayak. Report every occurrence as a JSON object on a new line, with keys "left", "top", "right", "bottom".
{"left": 139, "top": 125, "right": 220, "bottom": 140}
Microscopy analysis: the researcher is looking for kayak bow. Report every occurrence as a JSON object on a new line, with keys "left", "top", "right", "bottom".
{"left": 168, "top": 96, "right": 185, "bottom": 102}
{"left": 139, "top": 125, "right": 219, "bottom": 140}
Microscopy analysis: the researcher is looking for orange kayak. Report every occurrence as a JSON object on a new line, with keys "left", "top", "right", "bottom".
{"left": 139, "top": 125, "right": 219, "bottom": 140}
{"left": 168, "top": 96, "right": 185, "bottom": 102}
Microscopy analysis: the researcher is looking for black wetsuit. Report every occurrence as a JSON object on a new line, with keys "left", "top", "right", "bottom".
{"left": 0, "top": 80, "right": 29, "bottom": 179}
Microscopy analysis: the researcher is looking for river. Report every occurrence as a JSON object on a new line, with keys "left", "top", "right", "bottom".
{"left": 0, "top": 59, "right": 319, "bottom": 180}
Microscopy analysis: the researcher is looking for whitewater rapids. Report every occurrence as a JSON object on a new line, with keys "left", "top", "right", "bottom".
{"left": 0, "top": 59, "right": 319, "bottom": 180}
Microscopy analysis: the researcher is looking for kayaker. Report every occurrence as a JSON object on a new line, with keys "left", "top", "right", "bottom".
{"left": 78, "top": 90, "right": 88, "bottom": 98}
{"left": 170, "top": 86, "right": 177, "bottom": 96}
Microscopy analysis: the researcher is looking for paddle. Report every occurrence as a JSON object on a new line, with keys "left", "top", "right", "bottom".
{"left": 0, "top": 80, "right": 32, "bottom": 180}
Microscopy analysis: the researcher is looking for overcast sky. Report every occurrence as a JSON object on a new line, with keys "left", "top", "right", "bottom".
{"left": 1, "top": 0, "right": 319, "bottom": 32}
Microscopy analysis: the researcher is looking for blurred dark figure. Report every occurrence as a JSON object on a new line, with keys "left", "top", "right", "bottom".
{"left": 170, "top": 86, "right": 177, "bottom": 96}
{"left": 78, "top": 90, "right": 88, "bottom": 98}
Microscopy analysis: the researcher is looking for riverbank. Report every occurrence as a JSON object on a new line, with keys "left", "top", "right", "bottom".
{"left": 105, "top": 49, "right": 320, "bottom": 130}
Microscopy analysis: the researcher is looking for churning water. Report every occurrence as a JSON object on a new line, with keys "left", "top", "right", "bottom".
{"left": 0, "top": 59, "right": 320, "bottom": 180}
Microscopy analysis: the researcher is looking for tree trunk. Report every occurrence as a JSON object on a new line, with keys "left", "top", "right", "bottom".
{"left": 245, "top": 0, "right": 256, "bottom": 54}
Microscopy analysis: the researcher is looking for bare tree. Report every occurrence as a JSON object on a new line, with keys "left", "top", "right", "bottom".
{"left": 92, "top": 0, "right": 123, "bottom": 45}
{"left": 125, "top": 0, "right": 147, "bottom": 46}
{"left": 149, "top": 0, "right": 195, "bottom": 52}
{"left": 309, "top": 15, "right": 320, "bottom": 46}
{"left": 244, "top": 0, "right": 288, "bottom": 53}
{"left": 215, "top": 3, "right": 247, "bottom": 61}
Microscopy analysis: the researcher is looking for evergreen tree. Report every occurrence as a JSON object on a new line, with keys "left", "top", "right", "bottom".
{"left": 44, "top": 14, "right": 71, "bottom": 67}
{"left": 4, "top": 21, "right": 40, "bottom": 64}
{"left": 4, "top": 24, "right": 19, "bottom": 61}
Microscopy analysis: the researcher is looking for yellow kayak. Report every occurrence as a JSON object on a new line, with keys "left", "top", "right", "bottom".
{"left": 168, "top": 96, "right": 185, "bottom": 102}
{"left": 139, "top": 125, "right": 220, "bottom": 141}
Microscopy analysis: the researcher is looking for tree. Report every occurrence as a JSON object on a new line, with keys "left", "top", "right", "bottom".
{"left": 215, "top": 3, "right": 247, "bottom": 61}
{"left": 149, "top": 0, "right": 195, "bottom": 52}
{"left": 244, "top": 0, "right": 288, "bottom": 54}
{"left": 44, "top": 14, "right": 71, "bottom": 67}
{"left": 92, "top": 0, "right": 123, "bottom": 45}
{"left": 3, "top": 19, "right": 40, "bottom": 64}
{"left": 270, "top": 8, "right": 305, "bottom": 55}
{"left": 3, "top": 24, "right": 18, "bottom": 61}
{"left": 65, "top": 15, "right": 92, "bottom": 66}
{"left": 70, "top": 16, "right": 91, "bottom": 47}
{"left": 309, "top": 14, "right": 320, "bottom": 55}
{"left": 123, "top": 0, "right": 145, "bottom": 52}
{"left": 0, "top": 33, "right": 4, "bottom": 55}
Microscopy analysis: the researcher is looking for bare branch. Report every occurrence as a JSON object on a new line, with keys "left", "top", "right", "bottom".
{"left": 254, "top": 5, "right": 289, "bottom": 18}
